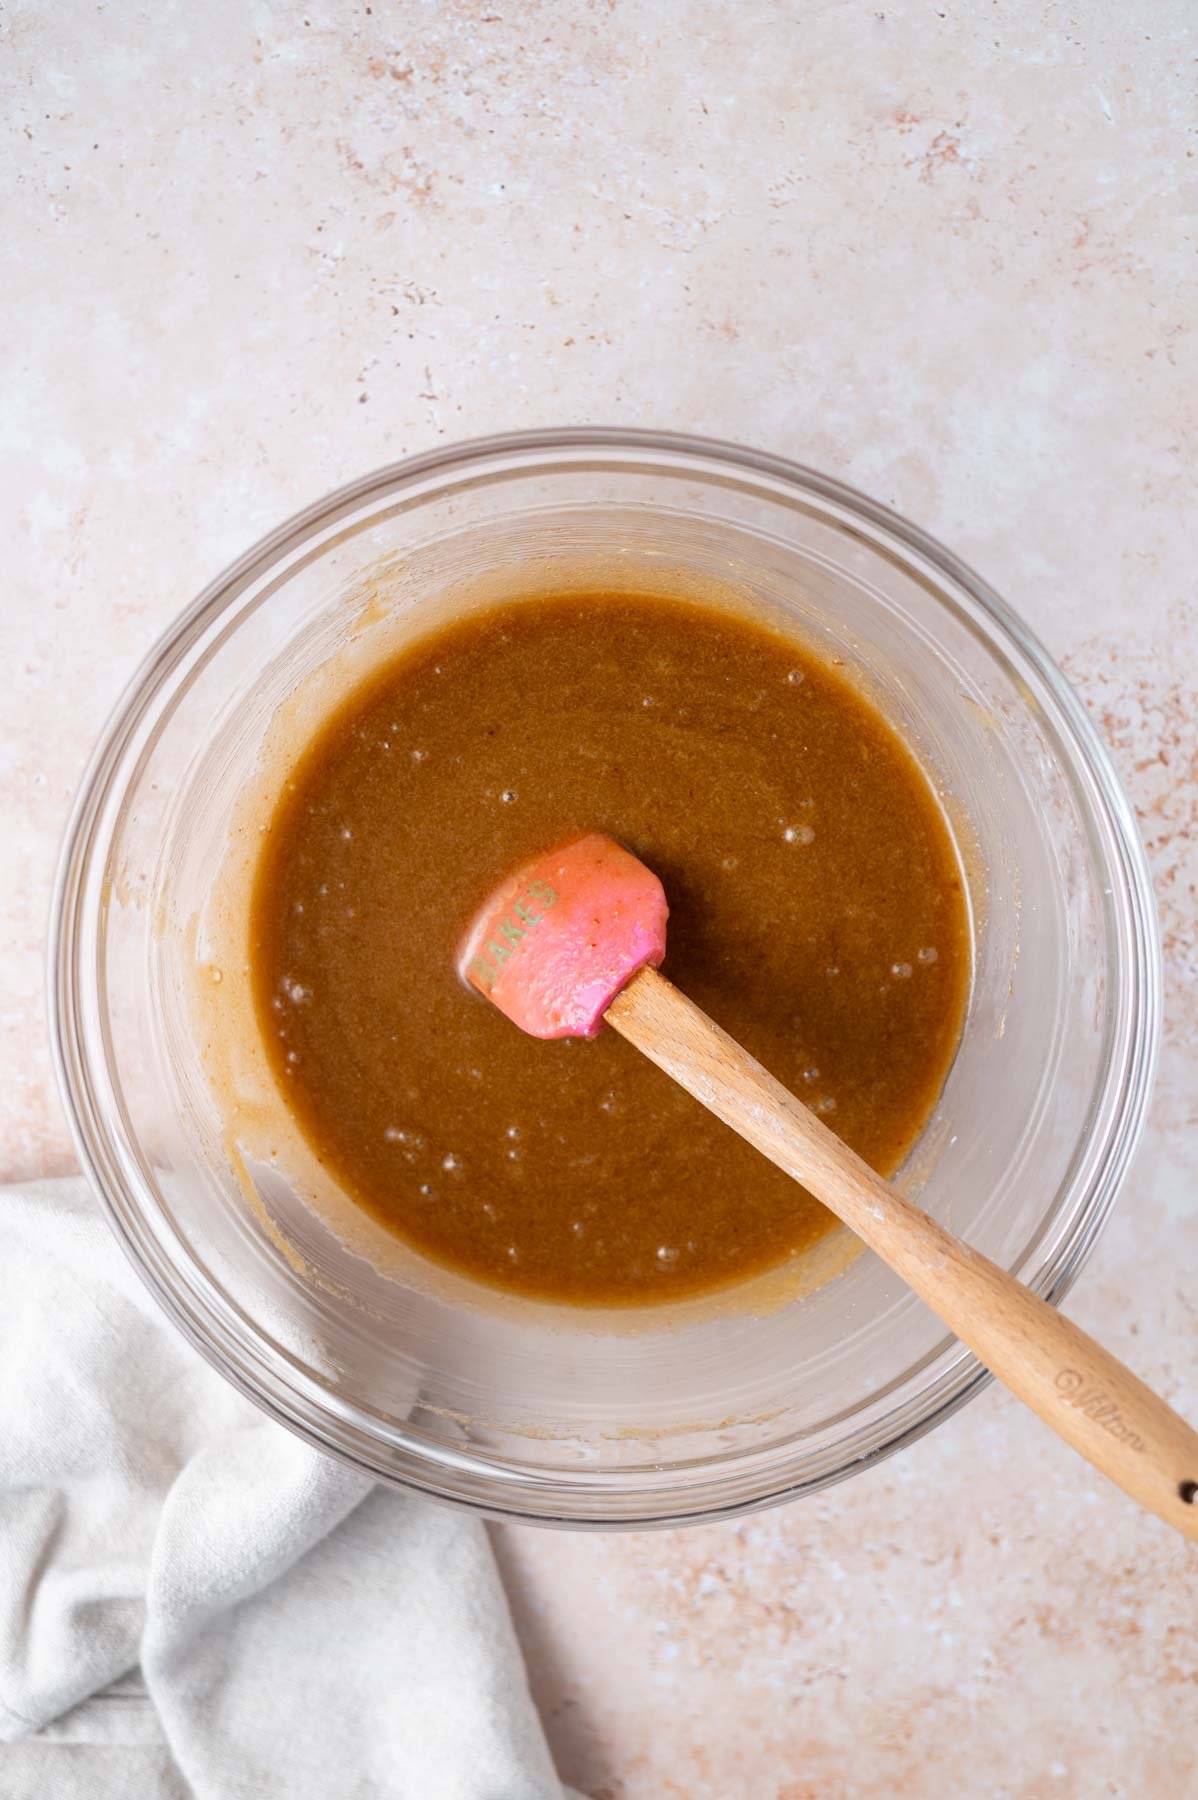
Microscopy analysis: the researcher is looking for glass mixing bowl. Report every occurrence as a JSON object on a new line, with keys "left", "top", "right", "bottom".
{"left": 50, "top": 430, "right": 1160, "bottom": 1527}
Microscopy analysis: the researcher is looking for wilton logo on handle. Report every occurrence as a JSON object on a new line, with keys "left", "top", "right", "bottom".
{"left": 467, "top": 879, "right": 557, "bottom": 989}
{"left": 1054, "top": 1368, "right": 1145, "bottom": 1452}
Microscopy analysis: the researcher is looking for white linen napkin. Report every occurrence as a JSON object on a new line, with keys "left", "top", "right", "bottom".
{"left": 0, "top": 1178, "right": 572, "bottom": 1800}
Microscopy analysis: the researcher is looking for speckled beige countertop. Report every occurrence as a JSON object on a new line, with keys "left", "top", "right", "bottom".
{"left": 4, "top": 3, "right": 1196, "bottom": 1794}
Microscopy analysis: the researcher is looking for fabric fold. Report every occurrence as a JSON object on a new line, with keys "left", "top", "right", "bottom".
{"left": 0, "top": 1178, "right": 569, "bottom": 1799}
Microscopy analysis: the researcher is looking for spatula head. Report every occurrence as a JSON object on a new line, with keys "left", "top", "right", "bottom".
{"left": 458, "top": 833, "right": 668, "bottom": 1038}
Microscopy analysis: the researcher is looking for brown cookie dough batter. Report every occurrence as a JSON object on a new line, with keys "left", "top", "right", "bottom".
{"left": 251, "top": 591, "right": 970, "bottom": 1305}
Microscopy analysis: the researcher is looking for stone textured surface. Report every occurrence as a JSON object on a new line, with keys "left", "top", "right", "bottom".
{"left": 3, "top": 2, "right": 1195, "bottom": 1794}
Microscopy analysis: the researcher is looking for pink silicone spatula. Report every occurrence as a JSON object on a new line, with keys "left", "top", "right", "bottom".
{"left": 461, "top": 833, "right": 1198, "bottom": 1540}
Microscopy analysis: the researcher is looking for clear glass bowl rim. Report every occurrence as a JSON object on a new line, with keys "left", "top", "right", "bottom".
{"left": 49, "top": 427, "right": 1162, "bottom": 1528}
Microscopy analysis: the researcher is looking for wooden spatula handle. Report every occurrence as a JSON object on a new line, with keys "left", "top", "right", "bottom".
{"left": 607, "top": 966, "right": 1198, "bottom": 1541}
